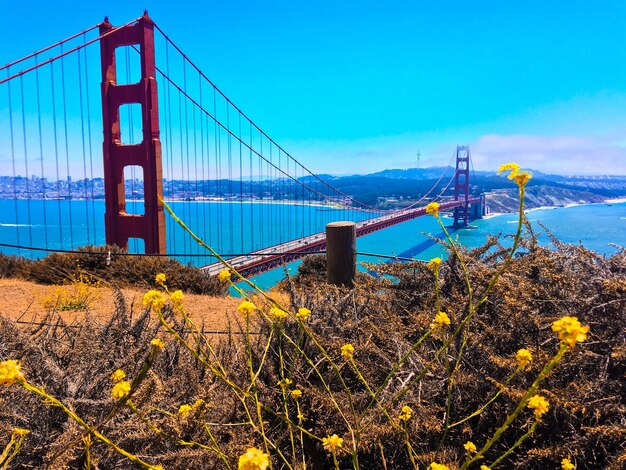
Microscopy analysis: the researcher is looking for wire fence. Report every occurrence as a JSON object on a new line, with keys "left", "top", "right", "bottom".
{"left": 12, "top": 319, "right": 261, "bottom": 336}
{"left": 0, "top": 242, "right": 421, "bottom": 263}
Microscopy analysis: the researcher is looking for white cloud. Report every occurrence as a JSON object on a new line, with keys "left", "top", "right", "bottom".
{"left": 471, "top": 134, "right": 626, "bottom": 175}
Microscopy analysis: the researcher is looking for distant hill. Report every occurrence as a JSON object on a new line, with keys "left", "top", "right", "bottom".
{"left": 366, "top": 167, "right": 494, "bottom": 180}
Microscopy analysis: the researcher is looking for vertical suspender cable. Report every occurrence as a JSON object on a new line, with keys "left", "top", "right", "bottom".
{"left": 239, "top": 113, "right": 244, "bottom": 253}
{"left": 198, "top": 73, "right": 207, "bottom": 251}
{"left": 268, "top": 144, "right": 273, "bottom": 245}
{"left": 19, "top": 76, "right": 34, "bottom": 249}
{"left": 35, "top": 57, "right": 49, "bottom": 249}
{"left": 213, "top": 87, "right": 222, "bottom": 252}
{"left": 301, "top": 164, "right": 305, "bottom": 238}
{"left": 249, "top": 121, "right": 254, "bottom": 252}
{"left": 183, "top": 62, "right": 191, "bottom": 254}
{"left": 50, "top": 62, "right": 63, "bottom": 248}
{"left": 59, "top": 45, "right": 74, "bottom": 248}
{"left": 205, "top": 87, "right": 212, "bottom": 247}
{"left": 159, "top": 66, "right": 170, "bottom": 249}
{"left": 227, "top": 105, "right": 233, "bottom": 253}
{"left": 7, "top": 69, "right": 21, "bottom": 254}
{"left": 259, "top": 136, "right": 264, "bottom": 250}
{"left": 76, "top": 46, "right": 89, "bottom": 245}
{"left": 165, "top": 42, "right": 176, "bottom": 252}
{"left": 177, "top": 88, "right": 186, "bottom": 253}
{"left": 278, "top": 148, "right": 282, "bottom": 243}
{"left": 192, "top": 104, "right": 199, "bottom": 258}
{"left": 83, "top": 36, "right": 97, "bottom": 245}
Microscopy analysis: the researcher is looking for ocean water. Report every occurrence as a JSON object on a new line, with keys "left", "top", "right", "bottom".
{"left": 0, "top": 199, "right": 371, "bottom": 259}
{"left": 249, "top": 201, "right": 626, "bottom": 290}
{"left": 0, "top": 199, "right": 624, "bottom": 291}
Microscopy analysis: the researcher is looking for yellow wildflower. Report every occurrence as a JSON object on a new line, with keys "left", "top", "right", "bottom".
{"left": 430, "top": 463, "right": 450, "bottom": 470}
{"left": 341, "top": 343, "right": 355, "bottom": 361}
{"left": 237, "top": 301, "right": 257, "bottom": 317}
{"left": 480, "top": 466, "right": 490, "bottom": 470}
{"left": 112, "top": 381, "right": 131, "bottom": 399}
{"left": 278, "top": 378, "right": 293, "bottom": 388}
{"left": 269, "top": 307, "right": 288, "bottom": 321}
{"left": 425, "top": 201, "right": 440, "bottom": 217}
{"left": 551, "top": 315, "right": 589, "bottom": 348}
{"left": 291, "top": 389, "right": 302, "bottom": 399}
{"left": 192, "top": 398, "right": 205, "bottom": 410}
{"left": 0, "top": 359, "right": 24, "bottom": 386}
{"left": 514, "top": 170, "right": 532, "bottom": 188}
{"left": 427, "top": 257, "right": 442, "bottom": 270}
{"left": 178, "top": 404, "right": 192, "bottom": 417}
{"left": 431, "top": 311, "right": 451, "bottom": 330}
{"left": 464, "top": 441, "right": 477, "bottom": 454}
{"left": 143, "top": 289, "right": 167, "bottom": 313}
{"left": 218, "top": 269, "right": 231, "bottom": 283}
{"left": 238, "top": 447, "right": 270, "bottom": 470}
{"left": 155, "top": 273, "right": 166, "bottom": 284}
{"left": 170, "top": 290, "right": 184, "bottom": 308}
{"left": 497, "top": 162, "right": 521, "bottom": 180}
{"left": 322, "top": 434, "right": 344, "bottom": 451}
{"left": 110, "top": 369, "right": 126, "bottom": 383}
{"left": 13, "top": 428, "right": 30, "bottom": 436}
{"left": 151, "top": 338, "right": 165, "bottom": 350}
{"left": 296, "top": 307, "right": 311, "bottom": 320}
{"left": 561, "top": 458, "right": 576, "bottom": 469}
{"left": 399, "top": 405, "right": 413, "bottom": 422}
{"left": 516, "top": 348, "right": 533, "bottom": 368}
{"left": 527, "top": 394, "right": 549, "bottom": 420}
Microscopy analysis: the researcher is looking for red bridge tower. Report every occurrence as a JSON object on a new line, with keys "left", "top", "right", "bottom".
{"left": 99, "top": 12, "right": 166, "bottom": 253}
{"left": 453, "top": 145, "right": 471, "bottom": 228}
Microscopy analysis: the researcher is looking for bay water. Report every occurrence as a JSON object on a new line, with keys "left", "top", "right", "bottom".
{"left": 0, "top": 199, "right": 624, "bottom": 291}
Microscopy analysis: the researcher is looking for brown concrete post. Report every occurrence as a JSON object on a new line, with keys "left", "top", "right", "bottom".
{"left": 326, "top": 221, "right": 356, "bottom": 287}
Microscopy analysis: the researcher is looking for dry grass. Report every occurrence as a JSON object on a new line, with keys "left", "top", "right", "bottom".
{"left": 0, "top": 278, "right": 241, "bottom": 332}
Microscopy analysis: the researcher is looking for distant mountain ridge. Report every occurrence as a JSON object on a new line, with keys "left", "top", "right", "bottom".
{"left": 361, "top": 166, "right": 626, "bottom": 181}
{"left": 311, "top": 167, "right": 626, "bottom": 212}
{"left": 365, "top": 167, "right": 481, "bottom": 180}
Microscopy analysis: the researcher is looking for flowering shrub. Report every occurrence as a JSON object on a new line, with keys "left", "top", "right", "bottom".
{"left": 0, "top": 164, "right": 623, "bottom": 469}
{"left": 40, "top": 273, "right": 101, "bottom": 311}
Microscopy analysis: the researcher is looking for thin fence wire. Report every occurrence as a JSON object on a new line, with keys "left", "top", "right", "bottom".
{"left": 0, "top": 242, "right": 419, "bottom": 262}
{"left": 12, "top": 319, "right": 262, "bottom": 336}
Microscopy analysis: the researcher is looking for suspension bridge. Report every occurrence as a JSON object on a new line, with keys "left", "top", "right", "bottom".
{"left": 0, "top": 12, "right": 484, "bottom": 278}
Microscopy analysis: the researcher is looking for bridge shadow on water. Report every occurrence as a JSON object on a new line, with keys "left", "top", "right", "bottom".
{"left": 393, "top": 228, "right": 457, "bottom": 260}
{"left": 365, "top": 227, "right": 459, "bottom": 277}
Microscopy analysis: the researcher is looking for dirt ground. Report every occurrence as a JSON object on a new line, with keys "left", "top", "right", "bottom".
{"left": 0, "top": 278, "right": 242, "bottom": 333}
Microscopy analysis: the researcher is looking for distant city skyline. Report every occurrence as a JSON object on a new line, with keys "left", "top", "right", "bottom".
{"left": 1, "top": 1, "right": 626, "bottom": 176}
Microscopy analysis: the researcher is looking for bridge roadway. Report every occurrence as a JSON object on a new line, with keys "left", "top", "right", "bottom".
{"left": 202, "top": 197, "right": 481, "bottom": 278}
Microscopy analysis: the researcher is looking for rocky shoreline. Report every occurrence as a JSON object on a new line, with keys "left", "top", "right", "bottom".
{"left": 484, "top": 185, "right": 612, "bottom": 214}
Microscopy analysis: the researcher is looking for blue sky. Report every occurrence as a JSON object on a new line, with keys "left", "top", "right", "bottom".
{"left": 2, "top": 1, "right": 626, "bottom": 175}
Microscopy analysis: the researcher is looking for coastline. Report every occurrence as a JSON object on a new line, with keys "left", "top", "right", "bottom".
{"left": 483, "top": 197, "right": 626, "bottom": 220}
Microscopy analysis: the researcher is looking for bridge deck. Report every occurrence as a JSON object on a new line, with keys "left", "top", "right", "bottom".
{"left": 203, "top": 198, "right": 480, "bottom": 278}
